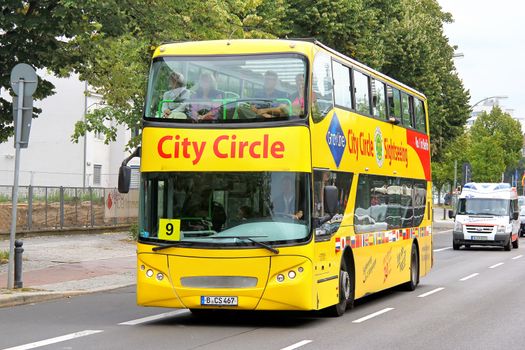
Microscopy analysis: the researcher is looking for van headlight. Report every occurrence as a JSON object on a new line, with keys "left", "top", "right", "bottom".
{"left": 497, "top": 225, "right": 506, "bottom": 234}
{"left": 454, "top": 221, "right": 463, "bottom": 232}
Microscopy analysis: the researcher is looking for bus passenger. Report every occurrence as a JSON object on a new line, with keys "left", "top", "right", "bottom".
{"left": 191, "top": 72, "right": 223, "bottom": 121}
{"left": 162, "top": 72, "right": 190, "bottom": 118}
{"left": 250, "top": 73, "right": 306, "bottom": 119}
{"left": 255, "top": 70, "right": 288, "bottom": 100}
{"left": 273, "top": 176, "right": 304, "bottom": 220}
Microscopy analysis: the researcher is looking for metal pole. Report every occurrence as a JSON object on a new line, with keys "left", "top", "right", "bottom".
{"left": 83, "top": 81, "right": 88, "bottom": 188}
{"left": 7, "top": 78, "right": 24, "bottom": 289}
{"left": 453, "top": 160, "right": 457, "bottom": 192}
{"left": 14, "top": 240, "right": 24, "bottom": 289}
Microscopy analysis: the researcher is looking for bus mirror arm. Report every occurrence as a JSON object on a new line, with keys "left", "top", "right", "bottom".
{"left": 118, "top": 147, "right": 141, "bottom": 194}
{"left": 388, "top": 116, "right": 401, "bottom": 125}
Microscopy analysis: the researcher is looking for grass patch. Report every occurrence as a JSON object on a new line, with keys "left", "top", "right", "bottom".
{"left": 0, "top": 249, "right": 8, "bottom": 265}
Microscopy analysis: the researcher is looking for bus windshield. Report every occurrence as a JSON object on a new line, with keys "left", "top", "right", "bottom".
{"left": 144, "top": 54, "right": 308, "bottom": 122}
{"left": 139, "top": 172, "right": 310, "bottom": 246}
{"left": 457, "top": 198, "right": 510, "bottom": 216}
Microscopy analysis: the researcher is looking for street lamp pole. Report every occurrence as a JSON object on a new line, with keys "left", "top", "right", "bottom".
{"left": 471, "top": 96, "right": 508, "bottom": 110}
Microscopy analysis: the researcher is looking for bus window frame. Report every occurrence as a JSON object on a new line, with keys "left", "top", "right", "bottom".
{"left": 352, "top": 68, "right": 373, "bottom": 117}
{"left": 331, "top": 58, "right": 354, "bottom": 111}
{"left": 311, "top": 50, "right": 335, "bottom": 123}
{"left": 143, "top": 52, "right": 311, "bottom": 123}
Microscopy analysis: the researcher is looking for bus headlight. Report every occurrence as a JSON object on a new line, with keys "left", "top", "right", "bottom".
{"left": 454, "top": 221, "right": 463, "bottom": 232}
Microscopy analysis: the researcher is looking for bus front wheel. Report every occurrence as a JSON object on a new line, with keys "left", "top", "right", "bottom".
{"left": 325, "top": 259, "right": 354, "bottom": 317}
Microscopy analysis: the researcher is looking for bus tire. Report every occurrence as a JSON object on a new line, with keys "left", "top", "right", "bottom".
{"left": 504, "top": 236, "right": 512, "bottom": 251}
{"left": 512, "top": 235, "right": 519, "bottom": 249}
{"left": 325, "top": 259, "right": 353, "bottom": 317}
{"left": 402, "top": 242, "right": 419, "bottom": 291}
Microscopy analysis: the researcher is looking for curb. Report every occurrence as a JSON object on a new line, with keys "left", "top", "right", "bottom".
{"left": 0, "top": 282, "right": 134, "bottom": 308}
{"left": 0, "top": 225, "right": 131, "bottom": 240}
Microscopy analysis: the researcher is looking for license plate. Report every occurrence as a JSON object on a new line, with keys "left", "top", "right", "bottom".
{"left": 201, "top": 296, "right": 238, "bottom": 306}
{"left": 471, "top": 236, "right": 487, "bottom": 241}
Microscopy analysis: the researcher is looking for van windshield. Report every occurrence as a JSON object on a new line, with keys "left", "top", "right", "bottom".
{"left": 457, "top": 198, "right": 510, "bottom": 216}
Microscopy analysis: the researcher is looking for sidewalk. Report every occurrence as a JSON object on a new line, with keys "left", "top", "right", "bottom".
{"left": 0, "top": 232, "right": 135, "bottom": 308}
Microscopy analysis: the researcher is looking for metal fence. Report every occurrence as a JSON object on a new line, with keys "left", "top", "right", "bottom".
{"left": 0, "top": 185, "right": 138, "bottom": 234}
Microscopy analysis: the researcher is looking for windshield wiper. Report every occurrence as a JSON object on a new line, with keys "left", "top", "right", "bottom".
{"left": 194, "top": 235, "right": 280, "bottom": 254}
{"left": 152, "top": 241, "right": 195, "bottom": 251}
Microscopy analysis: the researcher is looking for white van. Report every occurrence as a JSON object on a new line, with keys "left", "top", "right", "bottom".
{"left": 451, "top": 183, "right": 520, "bottom": 251}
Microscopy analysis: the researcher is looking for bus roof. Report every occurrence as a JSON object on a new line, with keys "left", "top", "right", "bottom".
{"left": 154, "top": 39, "right": 426, "bottom": 100}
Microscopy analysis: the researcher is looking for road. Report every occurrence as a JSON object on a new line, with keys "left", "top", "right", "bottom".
{"left": 2, "top": 227, "right": 525, "bottom": 350}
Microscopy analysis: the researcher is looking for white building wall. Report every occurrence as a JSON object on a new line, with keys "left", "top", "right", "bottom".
{"left": 0, "top": 72, "right": 131, "bottom": 188}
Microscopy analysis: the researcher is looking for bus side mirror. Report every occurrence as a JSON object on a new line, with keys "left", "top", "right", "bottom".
{"left": 118, "top": 165, "right": 131, "bottom": 194}
{"left": 448, "top": 210, "right": 455, "bottom": 219}
{"left": 324, "top": 185, "right": 338, "bottom": 216}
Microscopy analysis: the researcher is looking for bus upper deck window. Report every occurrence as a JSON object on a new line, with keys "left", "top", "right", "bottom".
{"left": 312, "top": 52, "right": 334, "bottom": 122}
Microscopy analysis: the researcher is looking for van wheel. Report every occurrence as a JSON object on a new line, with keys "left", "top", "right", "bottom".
{"left": 325, "top": 259, "right": 354, "bottom": 317}
{"left": 453, "top": 242, "right": 460, "bottom": 250}
{"left": 402, "top": 243, "right": 419, "bottom": 291}
{"left": 504, "top": 236, "right": 512, "bottom": 251}
{"left": 512, "top": 235, "right": 519, "bottom": 249}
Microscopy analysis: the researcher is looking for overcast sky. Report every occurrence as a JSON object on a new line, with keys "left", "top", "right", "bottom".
{"left": 438, "top": 0, "right": 525, "bottom": 117}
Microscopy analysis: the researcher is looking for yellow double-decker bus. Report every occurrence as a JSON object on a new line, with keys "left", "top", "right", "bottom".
{"left": 119, "top": 39, "right": 432, "bottom": 316}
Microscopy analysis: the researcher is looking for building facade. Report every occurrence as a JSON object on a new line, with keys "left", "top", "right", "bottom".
{"left": 0, "top": 72, "right": 135, "bottom": 188}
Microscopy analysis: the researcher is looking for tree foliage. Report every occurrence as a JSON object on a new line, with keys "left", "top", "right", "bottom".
{"left": 432, "top": 107, "right": 523, "bottom": 186}
{"left": 1, "top": 0, "right": 471, "bottom": 159}
{"left": 0, "top": 0, "right": 134, "bottom": 143}
{"left": 468, "top": 106, "right": 522, "bottom": 181}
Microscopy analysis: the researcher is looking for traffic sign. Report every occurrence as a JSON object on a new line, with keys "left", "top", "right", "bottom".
{"left": 10, "top": 63, "right": 38, "bottom": 96}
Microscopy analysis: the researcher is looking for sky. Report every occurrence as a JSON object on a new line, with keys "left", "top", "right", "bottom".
{"left": 438, "top": 0, "right": 525, "bottom": 117}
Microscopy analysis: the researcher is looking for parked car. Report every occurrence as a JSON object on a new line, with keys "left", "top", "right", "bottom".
{"left": 519, "top": 196, "right": 525, "bottom": 208}
{"left": 520, "top": 206, "right": 525, "bottom": 237}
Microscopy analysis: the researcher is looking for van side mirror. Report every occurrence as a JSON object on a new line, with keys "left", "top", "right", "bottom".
{"left": 118, "top": 165, "right": 131, "bottom": 193}
{"left": 324, "top": 185, "right": 338, "bottom": 216}
{"left": 513, "top": 211, "right": 519, "bottom": 220}
{"left": 448, "top": 210, "right": 455, "bottom": 219}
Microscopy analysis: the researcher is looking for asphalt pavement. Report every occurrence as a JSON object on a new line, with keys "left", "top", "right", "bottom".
{"left": 2, "top": 226, "right": 525, "bottom": 350}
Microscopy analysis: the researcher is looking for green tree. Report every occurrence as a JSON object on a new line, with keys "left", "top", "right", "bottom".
{"left": 0, "top": 0, "right": 133, "bottom": 143}
{"left": 71, "top": 0, "right": 288, "bottom": 148}
{"left": 285, "top": 0, "right": 471, "bottom": 160}
{"left": 67, "top": 0, "right": 470, "bottom": 157}
{"left": 431, "top": 133, "right": 470, "bottom": 201}
{"left": 469, "top": 106, "right": 523, "bottom": 172}
{"left": 468, "top": 136, "right": 506, "bottom": 182}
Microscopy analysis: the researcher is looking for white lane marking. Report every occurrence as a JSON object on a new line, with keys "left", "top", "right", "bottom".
{"left": 459, "top": 273, "right": 479, "bottom": 281}
{"left": 489, "top": 262, "right": 504, "bottom": 269}
{"left": 2, "top": 330, "right": 103, "bottom": 350}
{"left": 280, "top": 340, "right": 313, "bottom": 350}
{"left": 417, "top": 287, "right": 445, "bottom": 298}
{"left": 512, "top": 255, "right": 523, "bottom": 260}
{"left": 119, "top": 310, "right": 190, "bottom": 325}
{"left": 433, "top": 247, "right": 452, "bottom": 252}
{"left": 352, "top": 307, "right": 395, "bottom": 323}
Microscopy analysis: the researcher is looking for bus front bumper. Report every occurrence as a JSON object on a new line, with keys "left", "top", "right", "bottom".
{"left": 137, "top": 252, "right": 315, "bottom": 311}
